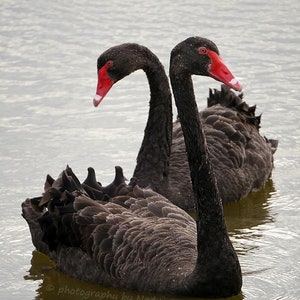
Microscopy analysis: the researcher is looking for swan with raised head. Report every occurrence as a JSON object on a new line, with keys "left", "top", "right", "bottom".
{"left": 22, "top": 38, "right": 243, "bottom": 297}
{"left": 93, "top": 39, "right": 278, "bottom": 210}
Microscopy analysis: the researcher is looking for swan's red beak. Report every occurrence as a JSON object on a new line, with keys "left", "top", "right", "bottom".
{"left": 93, "top": 65, "right": 114, "bottom": 107}
{"left": 207, "top": 50, "right": 242, "bottom": 92}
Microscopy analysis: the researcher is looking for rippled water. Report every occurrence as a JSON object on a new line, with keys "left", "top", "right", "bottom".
{"left": 1, "top": 0, "right": 299, "bottom": 299}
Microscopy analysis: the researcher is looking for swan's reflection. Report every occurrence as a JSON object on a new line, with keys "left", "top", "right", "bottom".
{"left": 24, "top": 251, "right": 243, "bottom": 300}
{"left": 188, "top": 178, "right": 276, "bottom": 255}
{"left": 24, "top": 179, "right": 276, "bottom": 300}
{"left": 224, "top": 178, "right": 276, "bottom": 255}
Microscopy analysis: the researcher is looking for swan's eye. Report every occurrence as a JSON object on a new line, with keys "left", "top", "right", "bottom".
{"left": 106, "top": 60, "right": 113, "bottom": 68}
{"left": 199, "top": 47, "right": 207, "bottom": 55}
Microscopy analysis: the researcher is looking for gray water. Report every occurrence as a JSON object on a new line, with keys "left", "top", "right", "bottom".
{"left": 1, "top": 0, "right": 299, "bottom": 299}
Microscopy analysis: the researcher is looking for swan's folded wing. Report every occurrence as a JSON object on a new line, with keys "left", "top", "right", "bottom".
{"left": 22, "top": 165, "right": 197, "bottom": 290}
{"left": 72, "top": 188, "right": 197, "bottom": 289}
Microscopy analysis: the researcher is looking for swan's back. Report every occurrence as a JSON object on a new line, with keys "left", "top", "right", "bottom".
{"left": 167, "top": 85, "right": 278, "bottom": 208}
{"left": 22, "top": 166, "right": 197, "bottom": 293}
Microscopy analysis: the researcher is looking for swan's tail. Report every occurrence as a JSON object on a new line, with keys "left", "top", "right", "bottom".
{"left": 208, "top": 84, "right": 279, "bottom": 154}
{"left": 265, "top": 137, "right": 279, "bottom": 155}
{"left": 21, "top": 165, "right": 132, "bottom": 254}
{"left": 22, "top": 197, "right": 51, "bottom": 255}
{"left": 207, "top": 84, "right": 261, "bottom": 129}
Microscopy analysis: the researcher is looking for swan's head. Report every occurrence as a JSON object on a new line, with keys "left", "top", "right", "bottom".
{"left": 170, "top": 37, "right": 242, "bottom": 92}
{"left": 93, "top": 43, "right": 149, "bottom": 107}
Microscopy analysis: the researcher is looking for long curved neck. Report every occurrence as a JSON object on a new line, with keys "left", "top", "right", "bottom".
{"left": 170, "top": 63, "right": 227, "bottom": 245}
{"left": 133, "top": 51, "right": 172, "bottom": 189}
{"left": 169, "top": 59, "right": 241, "bottom": 296}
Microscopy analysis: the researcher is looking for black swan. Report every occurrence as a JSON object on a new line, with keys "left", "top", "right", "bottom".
{"left": 93, "top": 40, "right": 278, "bottom": 210}
{"left": 22, "top": 38, "right": 242, "bottom": 297}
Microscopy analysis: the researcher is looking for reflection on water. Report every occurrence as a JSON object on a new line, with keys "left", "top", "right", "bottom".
{"left": 23, "top": 179, "right": 276, "bottom": 300}
{"left": 25, "top": 251, "right": 129, "bottom": 300}
{"left": 25, "top": 251, "right": 243, "bottom": 300}
{"left": 224, "top": 179, "right": 275, "bottom": 229}
{"left": 188, "top": 179, "right": 276, "bottom": 257}
{"left": 224, "top": 179, "right": 276, "bottom": 256}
